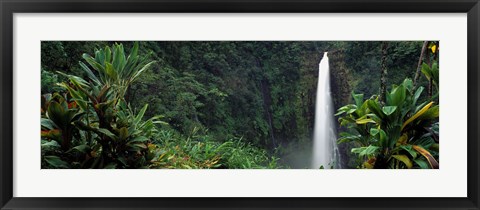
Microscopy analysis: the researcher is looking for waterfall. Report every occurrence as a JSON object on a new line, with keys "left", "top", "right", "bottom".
{"left": 311, "top": 52, "right": 340, "bottom": 169}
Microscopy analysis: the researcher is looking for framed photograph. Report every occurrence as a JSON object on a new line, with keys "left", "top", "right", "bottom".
{"left": 1, "top": 0, "right": 479, "bottom": 209}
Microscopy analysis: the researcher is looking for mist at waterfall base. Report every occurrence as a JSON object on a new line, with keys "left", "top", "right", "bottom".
{"left": 311, "top": 52, "right": 340, "bottom": 169}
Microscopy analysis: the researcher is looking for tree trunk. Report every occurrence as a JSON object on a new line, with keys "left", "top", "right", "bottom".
{"left": 424, "top": 46, "right": 433, "bottom": 97}
{"left": 379, "top": 42, "right": 388, "bottom": 104}
{"left": 413, "top": 41, "right": 429, "bottom": 89}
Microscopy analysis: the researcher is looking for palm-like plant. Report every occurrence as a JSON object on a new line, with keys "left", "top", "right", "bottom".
{"left": 79, "top": 42, "right": 155, "bottom": 100}
{"left": 41, "top": 42, "right": 165, "bottom": 169}
{"left": 337, "top": 78, "right": 439, "bottom": 169}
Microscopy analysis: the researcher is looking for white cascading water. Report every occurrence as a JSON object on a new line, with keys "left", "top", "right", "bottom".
{"left": 312, "top": 52, "right": 340, "bottom": 169}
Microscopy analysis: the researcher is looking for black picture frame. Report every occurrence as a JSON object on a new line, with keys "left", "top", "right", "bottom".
{"left": 1, "top": 0, "right": 479, "bottom": 209}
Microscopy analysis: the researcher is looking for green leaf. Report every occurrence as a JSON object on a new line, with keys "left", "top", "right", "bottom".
{"left": 44, "top": 156, "right": 69, "bottom": 169}
{"left": 118, "top": 127, "right": 129, "bottom": 141}
{"left": 351, "top": 145, "right": 380, "bottom": 158}
{"left": 367, "top": 99, "right": 385, "bottom": 119}
{"left": 335, "top": 104, "right": 356, "bottom": 116}
{"left": 337, "top": 134, "right": 361, "bottom": 144}
{"left": 82, "top": 53, "right": 105, "bottom": 73}
{"left": 356, "top": 118, "right": 376, "bottom": 124}
{"left": 41, "top": 140, "right": 60, "bottom": 151}
{"left": 413, "top": 158, "right": 430, "bottom": 169}
{"left": 112, "top": 44, "right": 126, "bottom": 72}
{"left": 131, "top": 61, "right": 155, "bottom": 83}
{"left": 370, "top": 128, "right": 380, "bottom": 136}
{"left": 352, "top": 92, "right": 364, "bottom": 108}
{"left": 105, "top": 62, "right": 117, "bottom": 82}
{"left": 387, "top": 84, "right": 406, "bottom": 107}
{"left": 47, "top": 101, "right": 66, "bottom": 129}
{"left": 417, "top": 105, "right": 439, "bottom": 121}
{"left": 413, "top": 86, "right": 424, "bottom": 107}
{"left": 130, "top": 136, "right": 149, "bottom": 143}
{"left": 105, "top": 45, "right": 112, "bottom": 62}
{"left": 391, "top": 154, "right": 413, "bottom": 169}
{"left": 104, "top": 163, "right": 117, "bottom": 169}
{"left": 413, "top": 145, "right": 439, "bottom": 169}
{"left": 431, "top": 62, "right": 439, "bottom": 86}
{"left": 61, "top": 85, "right": 88, "bottom": 111}
{"left": 79, "top": 61, "right": 101, "bottom": 86}
{"left": 421, "top": 63, "right": 432, "bottom": 80}
{"left": 41, "top": 118, "right": 56, "bottom": 130}
{"left": 69, "top": 144, "right": 90, "bottom": 154}
{"left": 402, "top": 102, "right": 434, "bottom": 130}
{"left": 134, "top": 104, "right": 148, "bottom": 126}
{"left": 382, "top": 106, "right": 397, "bottom": 116}
{"left": 403, "top": 78, "right": 413, "bottom": 92}
{"left": 399, "top": 145, "right": 417, "bottom": 159}
{"left": 96, "top": 128, "right": 117, "bottom": 140}
{"left": 379, "top": 129, "right": 388, "bottom": 148}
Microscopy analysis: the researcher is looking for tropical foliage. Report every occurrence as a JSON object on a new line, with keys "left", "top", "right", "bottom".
{"left": 41, "top": 42, "right": 279, "bottom": 169}
{"left": 336, "top": 41, "right": 440, "bottom": 169}
{"left": 41, "top": 41, "right": 437, "bottom": 169}
{"left": 336, "top": 79, "right": 439, "bottom": 169}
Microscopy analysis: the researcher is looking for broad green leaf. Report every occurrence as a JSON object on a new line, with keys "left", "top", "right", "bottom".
{"left": 47, "top": 101, "right": 66, "bottom": 129}
{"left": 403, "top": 78, "right": 413, "bottom": 92}
{"left": 396, "top": 133, "right": 408, "bottom": 146}
{"left": 382, "top": 106, "right": 397, "bottom": 116}
{"left": 430, "top": 143, "right": 439, "bottom": 152}
{"left": 112, "top": 44, "right": 126, "bottom": 72}
{"left": 335, "top": 104, "right": 356, "bottom": 116}
{"left": 82, "top": 53, "right": 105, "bottom": 72}
{"left": 41, "top": 118, "right": 56, "bottom": 130}
{"left": 105, "top": 45, "right": 112, "bottom": 62}
{"left": 402, "top": 101, "right": 434, "bottom": 130}
{"left": 412, "top": 86, "right": 424, "bottom": 107}
{"left": 356, "top": 118, "right": 376, "bottom": 124}
{"left": 352, "top": 92, "right": 364, "bottom": 108}
{"left": 431, "top": 62, "right": 439, "bottom": 86}
{"left": 118, "top": 127, "right": 129, "bottom": 141}
{"left": 104, "top": 163, "right": 117, "bottom": 169}
{"left": 391, "top": 155, "right": 413, "bottom": 169}
{"left": 79, "top": 61, "right": 101, "bottom": 86}
{"left": 337, "top": 134, "right": 361, "bottom": 144}
{"left": 387, "top": 84, "right": 406, "bottom": 107}
{"left": 399, "top": 145, "right": 417, "bottom": 159}
{"left": 413, "top": 158, "right": 430, "bottom": 169}
{"left": 96, "top": 128, "right": 117, "bottom": 140}
{"left": 105, "top": 62, "right": 117, "bottom": 82}
{"left": 367, "top": 99, "right": 385, "bottom": 119}
{"left": 41, "top": 140, "right": 60, "bottom": 151}
{"left": 421, "top": 63, "right": 432, "bottom": 80}
{"left": 69, "top": 144, "right": 90, "bottom": 154}
{"left": 44, "top": 156, "right": 69, "bottom": 169}
{"left": 413, "top": 145, "right": 439, "bottom": 169}
{"left": 370, "top": 128, "right": 380, "bottom": 136}
{"left": 379, "top": 129, "right": 388, "bottom": 148}
{"left": 351, "top": 145, "right": 380, "bottom": 158}
{"left": 417, "top": 105, "right": 439, "bottom": 121}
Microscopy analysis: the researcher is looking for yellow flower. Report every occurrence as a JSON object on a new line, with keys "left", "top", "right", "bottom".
{"left": 430, "top": 44, "right": 437, "bottom": 53}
